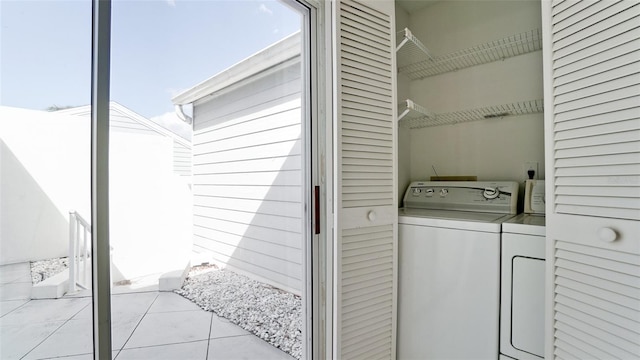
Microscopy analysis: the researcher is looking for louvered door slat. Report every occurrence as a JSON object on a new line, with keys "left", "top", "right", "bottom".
{"left": 554, "top": 49, "right": 640, "bottom": 89}
{"left": 556, "top": 293, "right": 640, "bottom": 332}
{"left": 555, "top": 317, "right": 638, "bottom": 358}
{"left": 557, "top": 304, "right": 640, "bottom": 345}
{"left": 552, "top": 0, "right": 598, "bottom": 24}
{"left": 555, "top": 107, "right": 640, "bottom": 132}
{"left": 552, "top": 5, "right": 640, "bottom": 57}
{"left": 545, "top": 0, "right": 640, "bottom": 357}
{"left": 335, "top": 0, "right": 396, "bottom": 355}
{"left": 552, "top": 33, "right": 640, "bottom": 78}
{"left": 555, "top": 118, "right": 640, "bottom": 140}
{"left": 553, "top": 1, "right": 632, "bottom": 40}
{"left": 555, "top": 338, "right": 603, "bottom": 360}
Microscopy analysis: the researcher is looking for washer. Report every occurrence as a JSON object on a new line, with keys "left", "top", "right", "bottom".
{"left": 398, "top": 181, "right": 518, "bottom": 360}
{"left": 500, "top": 214, "right": 546, "bottom": 360}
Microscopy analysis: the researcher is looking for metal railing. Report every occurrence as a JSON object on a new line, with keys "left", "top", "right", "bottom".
{"left": 69, "top": 211, "right": 92, "bottom": 292}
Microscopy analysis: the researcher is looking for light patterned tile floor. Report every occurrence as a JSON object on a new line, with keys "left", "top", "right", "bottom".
{"left": 0, "top": 263, "right": 294, "bottom": 360}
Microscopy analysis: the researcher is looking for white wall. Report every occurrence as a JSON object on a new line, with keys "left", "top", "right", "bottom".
{"left": 399, "top": 0, "right": 544, "bottom": 206}
{"left": 0, "top": 106, "right": 192, "bottom": 282}
{"left": 0, "top": 107, "right": 90, "bottom": 264}
{"left": 109, "top": 132, "right": 192, "bottom": 282}
{"left": 191, "top": 61, "right": 303, "bottom": 295}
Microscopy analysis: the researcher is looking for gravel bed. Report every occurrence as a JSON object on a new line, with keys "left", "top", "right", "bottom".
{"left": 30, "top": 257, "right": 69, "bottom": 284}
{"left": 176, "top": 265, "right": 302, "bottom": 359}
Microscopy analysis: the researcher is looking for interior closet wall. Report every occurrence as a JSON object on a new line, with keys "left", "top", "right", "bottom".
{"left": 397, "top": 1, "right": 545, "bottom": 199}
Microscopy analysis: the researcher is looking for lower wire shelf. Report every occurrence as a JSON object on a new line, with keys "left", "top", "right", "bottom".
{"left": 398, "top": 99, "right": 544, "bottom": 129}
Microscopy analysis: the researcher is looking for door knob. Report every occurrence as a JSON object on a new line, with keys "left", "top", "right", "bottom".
{"left": 367, "top": 211, "right": 377, "bottom": 221}
{"left": 597, "top": 227, "right": 618, "bottom": 243}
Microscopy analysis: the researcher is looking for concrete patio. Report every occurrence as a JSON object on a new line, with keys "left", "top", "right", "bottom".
{"left": 0, "top": 262, "right": 295, "bottom": 360}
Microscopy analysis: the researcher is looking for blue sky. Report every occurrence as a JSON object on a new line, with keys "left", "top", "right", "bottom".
{"left": 0, "top": 0, "right": 300, "bottom": 135}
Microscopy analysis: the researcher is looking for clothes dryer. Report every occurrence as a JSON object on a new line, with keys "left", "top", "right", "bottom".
{"left": 500, "top": 214, "right": 546, "bottom": 360}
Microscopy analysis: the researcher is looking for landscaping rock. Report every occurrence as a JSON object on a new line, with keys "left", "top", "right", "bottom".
{"left": 176, "top": 265, "right": 302, "bottom": 359}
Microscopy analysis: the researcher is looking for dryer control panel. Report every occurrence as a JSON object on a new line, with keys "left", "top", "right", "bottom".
{"left": 403, "top": 181, "right": 519, "bottom": 214}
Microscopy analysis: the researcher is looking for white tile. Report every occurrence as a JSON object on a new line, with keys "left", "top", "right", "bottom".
{"left": 0, "top": 282, "right": 32, "bottom": 300}
{"left": 36, "top": 351, "right": 118, "bottom": 360}
{"left": 0, "top": 299, "right": 28, "bottom": 317}
{"left": 0, "top": 298, "right": 90, "bottom": 325}
{"left": 209, "top": 314, "right": 249, "bottom": 339}
{"left": 0, "top": 321, "right": 64, "bottom": 360}
{"left": 147, "top": 292, "right": 201, "bottom": 313}
{"left": 73, "top": 292, "right": 157, "bottom": 320}
{"left": 208, "top": 335, "right": 295, "bottom": 360}
{"left": 23, "top": 314, "right": 147, "bottom": 359}
{"left": 23, "top": 318, "right": 93, "bottom": 359}
{"left": 124, "top": 310, "right": 212, "bottom": 349}
{"left": 111, "top": 313, "right": 145, "bottom": 350}
{"left": 111, "top": 292, "right": 158, "bottom": 319}
{"left": 38, "top": 354, "right": 94, "bottom": 360}
{"left": 116, "top": 340, "right": 208, "bottom": 360}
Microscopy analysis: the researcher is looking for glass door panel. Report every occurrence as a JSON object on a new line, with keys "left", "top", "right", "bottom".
{"left": 0, "top": 1, "right": 94, "bottom": 358}
{"left": 108, "top": 1, "right": 311, "bottom": 359}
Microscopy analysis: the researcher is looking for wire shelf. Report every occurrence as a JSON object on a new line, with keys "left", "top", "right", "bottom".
{"left": 397, "top": 28, "right": 543, "bottom": 80}
{"left": 398, "top": 99, "right": 436, "bottom": 122}
{"left": 396, "top": 28, "right": 434, "bottom": 69}
{"left": 398, "top": 99, "right": 544, "bottom": 129}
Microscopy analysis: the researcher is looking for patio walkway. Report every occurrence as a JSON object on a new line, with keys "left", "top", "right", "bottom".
{"left": 0, "top": 263, "right": 294, "bottom": 360}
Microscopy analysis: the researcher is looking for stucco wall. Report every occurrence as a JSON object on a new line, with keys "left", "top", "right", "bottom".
{"left": 0, "top": 106, "right": 192, "bottom": 282}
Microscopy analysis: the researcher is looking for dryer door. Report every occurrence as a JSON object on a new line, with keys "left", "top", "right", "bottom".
{"left": 501, "top": 233, "right": 545, "bottom": 360}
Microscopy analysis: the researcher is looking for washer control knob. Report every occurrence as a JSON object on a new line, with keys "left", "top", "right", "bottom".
{"left": 425, "top": 189, "right": 434, "bottom": 197}
{"left": 483, "top": 187, "right": 500, "bottom": 200}
{"left": 439, "top": 188, "right": 449, "bottom": 197}
{"left": 412, "top": 188, "right": 422, "bottom": 196}
{"left": 367, "top": 211, "right": 377, "bottom": 222}
{"left": 598, "top": 227, "right": 618, "bottom": 243}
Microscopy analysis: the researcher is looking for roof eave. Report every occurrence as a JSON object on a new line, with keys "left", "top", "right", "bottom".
{"left": 172, "top": 31, "right": 301, "bottom": 105}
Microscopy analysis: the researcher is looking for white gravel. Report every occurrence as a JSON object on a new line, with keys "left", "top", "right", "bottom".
{"left": 176, "top": 265, "right": 302, "bottom": 359}
{"left": 30, "top": 257, "right": 69, "bottom": 284}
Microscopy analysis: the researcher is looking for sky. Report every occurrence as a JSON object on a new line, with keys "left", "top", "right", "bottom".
{"left": 0, "top": 0, "right": 301, "bottom": 138}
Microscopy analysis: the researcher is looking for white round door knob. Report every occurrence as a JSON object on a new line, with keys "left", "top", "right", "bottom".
{"left": 367, "top": 211, "right": 377, "bottom": 221}
{"left": 598, "top": 227, "right": 618, "bottom": 243}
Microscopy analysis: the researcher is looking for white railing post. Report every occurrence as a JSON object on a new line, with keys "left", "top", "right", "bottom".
{"left": 68, "top": 210, "right": 92, "bottom": 293}
{"left": 69, "top": 212, "right": 78, "bottom": 293}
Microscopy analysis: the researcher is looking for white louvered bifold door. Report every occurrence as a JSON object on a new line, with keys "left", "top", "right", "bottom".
{"left": 543, "top": 1, "right": 640, "bottom": 359}
{"left": 333, "top": 0, "right": 397, "bottom": 359}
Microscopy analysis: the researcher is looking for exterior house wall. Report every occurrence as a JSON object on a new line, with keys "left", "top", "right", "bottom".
{"left": 0, "top": 107, "right": 90, "bottom": 265}
{"left": 0, "top": 106, "right": 192, "bottom": 282}
{"left": 191, "top": 60, "right": 303, "bottom": 294}
{"left": 58, "top": 102, "right": 193, "bottom": 180}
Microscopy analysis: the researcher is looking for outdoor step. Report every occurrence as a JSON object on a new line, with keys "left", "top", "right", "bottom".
{"left": 31, "top": 268, "right": 69, "bottom": 299}
{"left": 159, "top": 262, "right": 191, "bottom": 291}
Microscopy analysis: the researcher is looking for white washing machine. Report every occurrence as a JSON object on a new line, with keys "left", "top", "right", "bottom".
{"left": 398, "top": 181, "right": 518, "bottom": 360}
{"left": 500, "top": 214, "right": 546, "bottom": 360}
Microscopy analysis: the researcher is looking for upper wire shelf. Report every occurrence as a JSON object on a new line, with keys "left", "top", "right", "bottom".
{"left": 398, "top": 99, "right": 544, "bottom": 129}
{"left": 396, "top": 28, "right": 543, "bottom": 80}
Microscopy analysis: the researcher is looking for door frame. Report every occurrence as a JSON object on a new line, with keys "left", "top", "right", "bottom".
{"left": 90, "top": 1, "right": 330, "bottom": 359}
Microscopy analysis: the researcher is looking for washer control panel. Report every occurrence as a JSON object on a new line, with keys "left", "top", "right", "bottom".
{"left": 403, "top": 181, "right": 519, "bottom": 214}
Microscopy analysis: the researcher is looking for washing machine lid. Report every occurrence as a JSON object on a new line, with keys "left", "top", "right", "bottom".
{"left": 502, "top": 214, "right": 546, "bottom": 236}
{"left": 399, "top": 208, "right": 512, "bottom": 232}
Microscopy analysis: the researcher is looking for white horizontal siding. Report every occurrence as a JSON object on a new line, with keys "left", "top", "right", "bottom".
{"left": 192, "top": 61, "right": 303, "bottom": 294}
{"left": 173, "top": 141, "right": 191, "bottom": 177}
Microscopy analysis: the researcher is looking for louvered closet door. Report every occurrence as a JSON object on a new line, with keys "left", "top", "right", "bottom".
{"left": 543, "top": 1, "right": 640, "bottom": 358}
{"left": 333, "top": 0, "right": 397, "bottom": 359}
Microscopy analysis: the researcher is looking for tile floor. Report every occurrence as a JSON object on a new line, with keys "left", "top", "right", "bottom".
{"left": 0, "top": 263, "right": 294, "bottom": 360}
